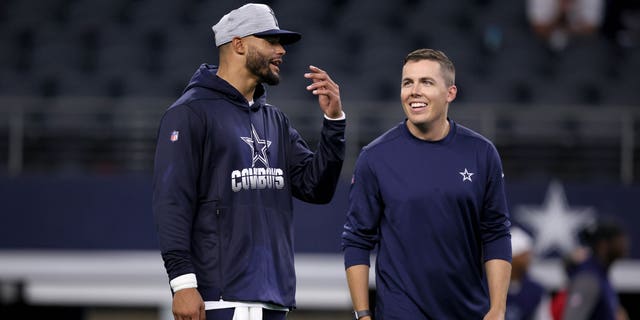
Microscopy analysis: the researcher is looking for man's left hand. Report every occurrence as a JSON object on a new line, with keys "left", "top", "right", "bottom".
{"left": 305, "top": 65, "right": 342, "bottom": 118}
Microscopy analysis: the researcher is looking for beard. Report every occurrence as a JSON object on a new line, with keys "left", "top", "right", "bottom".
{"left": 246, "top": 47, "right": 280, "bottom": 85}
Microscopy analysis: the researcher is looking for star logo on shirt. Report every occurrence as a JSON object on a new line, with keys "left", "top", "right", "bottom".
{"left": 241, "top": 124, "right": 272, "bottom": 168}
{"left": 459, "top": 168, "right": 474, "bottom": 182}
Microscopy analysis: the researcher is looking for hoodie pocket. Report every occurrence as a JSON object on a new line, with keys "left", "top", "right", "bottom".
{"left": 193, "top": 202, "right": 226, "bottom": 291}
{"left": 215, "top": 207, "right": 224, "bottom": 297}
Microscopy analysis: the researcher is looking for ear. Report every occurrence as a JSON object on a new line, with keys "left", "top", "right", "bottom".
{"left": 447, "top": 85, "right": 457, "bottom": 103}
{"left": 230, "top": 37, "right": 246, "bottom": 55}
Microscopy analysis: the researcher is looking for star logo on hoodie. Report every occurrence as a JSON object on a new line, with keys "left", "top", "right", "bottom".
{"left": 241, "top": 124, "right": 272, "bottom": 168}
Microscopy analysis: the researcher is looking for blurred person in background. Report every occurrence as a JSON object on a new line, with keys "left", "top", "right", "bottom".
{"left": 526, "top": 0, "right": 605, "bottom": 50}
{"left": 550, "top": 245, "right": 590, "bottom": 320}
{"left": 561, "top": 219, "right": 629, "bottom": 320}
{"left": 506, "top": 226, "right": 552, "bottom": 320}
{"left": 153, "top": 3, "right": 345, "bottom": 320}
{"left": 342, "top": 48, "right": 511, "bottom": 320}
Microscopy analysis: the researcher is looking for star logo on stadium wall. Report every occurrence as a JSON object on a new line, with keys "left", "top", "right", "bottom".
{"left": 516, "top": 180, "right": 596, "bottom": 257}
{"left": 459, "top": 168, "right": 474, "bottom": 182}
{"left": 241, "top": 125, "right": 272, "bottom": 168}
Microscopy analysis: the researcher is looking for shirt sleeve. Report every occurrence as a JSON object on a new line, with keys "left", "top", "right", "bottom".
{"left": 481, "top": 143, "right": 512, "bottom": 262}
{"left": 342, "top": 149, "right": 381, "bottom": 268}
{"left": 152, "top": 104, "right": 204, "bottom": 281}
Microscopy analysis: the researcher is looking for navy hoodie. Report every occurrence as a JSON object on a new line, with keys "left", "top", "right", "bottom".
{"left": 152, "top": 64, "right": 345, "bottom": 308}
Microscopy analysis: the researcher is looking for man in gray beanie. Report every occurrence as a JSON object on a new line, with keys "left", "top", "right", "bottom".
{"left": 152, "top": 3, "right": 346, "bottom": 320}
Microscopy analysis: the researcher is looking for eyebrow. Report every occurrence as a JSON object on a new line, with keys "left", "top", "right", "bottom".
{"left": 402, "top": 76, "right": 436, "bottom": 83}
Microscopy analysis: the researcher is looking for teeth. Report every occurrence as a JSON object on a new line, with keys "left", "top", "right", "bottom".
{"left": 410, "top": 102, "right": 426, "bottom": 108}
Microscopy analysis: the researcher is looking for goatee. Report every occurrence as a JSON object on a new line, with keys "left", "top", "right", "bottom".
{"left": 246, "top": 48, "right": 280, "bottom": 85}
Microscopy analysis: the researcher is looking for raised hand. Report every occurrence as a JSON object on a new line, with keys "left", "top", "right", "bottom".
{"left": 305, "top": 65, "right": 343, "bottom": 119}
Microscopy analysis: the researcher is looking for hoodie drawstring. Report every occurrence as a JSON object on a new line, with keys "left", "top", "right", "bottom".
{"left": 248, "top": 102, "right": 270, "bottom": 161}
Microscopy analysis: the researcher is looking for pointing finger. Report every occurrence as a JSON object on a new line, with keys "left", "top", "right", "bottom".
{"left": 309, "top": 65, "right": 326, "bottom": 73}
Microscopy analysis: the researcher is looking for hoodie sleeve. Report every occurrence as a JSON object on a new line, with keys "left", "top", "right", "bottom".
{"left": 287, "top": 117, "right": 346, "bottom": 204}
{"left": 152, "top": 104, "right": 204, "bottom": 282}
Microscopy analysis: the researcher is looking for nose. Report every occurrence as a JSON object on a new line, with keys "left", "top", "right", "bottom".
{"left": 275, "top": 43, "right": 286, "bottom": 55}
{"left": 410, "top": 83, "right": 421, "bottom": 96}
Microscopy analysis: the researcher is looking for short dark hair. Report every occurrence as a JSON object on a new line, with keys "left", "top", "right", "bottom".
{"left": 404, "top": 48, "right": 456, "bottom": 86}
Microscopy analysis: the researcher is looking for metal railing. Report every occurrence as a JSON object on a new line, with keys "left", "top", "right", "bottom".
{"left": 1, "top": 96, "right": 638, "bottom": 183}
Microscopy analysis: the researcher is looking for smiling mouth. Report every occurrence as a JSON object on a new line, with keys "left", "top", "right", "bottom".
{"left": 410, "top": 102, "right": 427, "bottom": 109}
{"left": 270, "top": 60, "right": 282, "bottom": 71}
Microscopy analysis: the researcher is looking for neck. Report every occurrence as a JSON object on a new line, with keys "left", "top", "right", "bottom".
{"left": 217, "top": 61, "right": 258, "bottom": 102}
{"left": 409, "top": 118, "right": 450, "bottom": 141}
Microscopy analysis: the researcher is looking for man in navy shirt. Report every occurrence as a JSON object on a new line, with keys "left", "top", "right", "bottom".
{"left": 342, "top": 48, "right": 512, "bottom": 320}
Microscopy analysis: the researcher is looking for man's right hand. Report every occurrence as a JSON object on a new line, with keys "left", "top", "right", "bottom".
{"left": 172, "top": 288, "right": 205, "bottom": 320}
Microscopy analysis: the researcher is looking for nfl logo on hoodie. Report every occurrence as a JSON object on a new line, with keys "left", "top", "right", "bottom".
{"left": 170, "top": 131, "right": 179, "bottom": 142}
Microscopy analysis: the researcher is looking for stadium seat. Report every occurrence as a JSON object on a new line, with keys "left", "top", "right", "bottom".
{"left": 65, "top": 0, "right": 129, "bottom": 29}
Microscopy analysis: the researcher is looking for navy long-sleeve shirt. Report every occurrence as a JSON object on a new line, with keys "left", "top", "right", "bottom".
{"left": 342, "top": 119, "right": 511, "bottom": 319}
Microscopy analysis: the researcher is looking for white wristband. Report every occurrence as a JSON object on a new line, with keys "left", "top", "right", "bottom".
{"left": 170, "top": 273, "right": 198, "bottom": 292}
{"left": 324, "top": 111, "right": 346, "bottom": 120}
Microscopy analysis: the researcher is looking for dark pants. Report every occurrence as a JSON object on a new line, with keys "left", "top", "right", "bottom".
{"left": 205, "top": 308, "right": 287, "bottom": 320}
